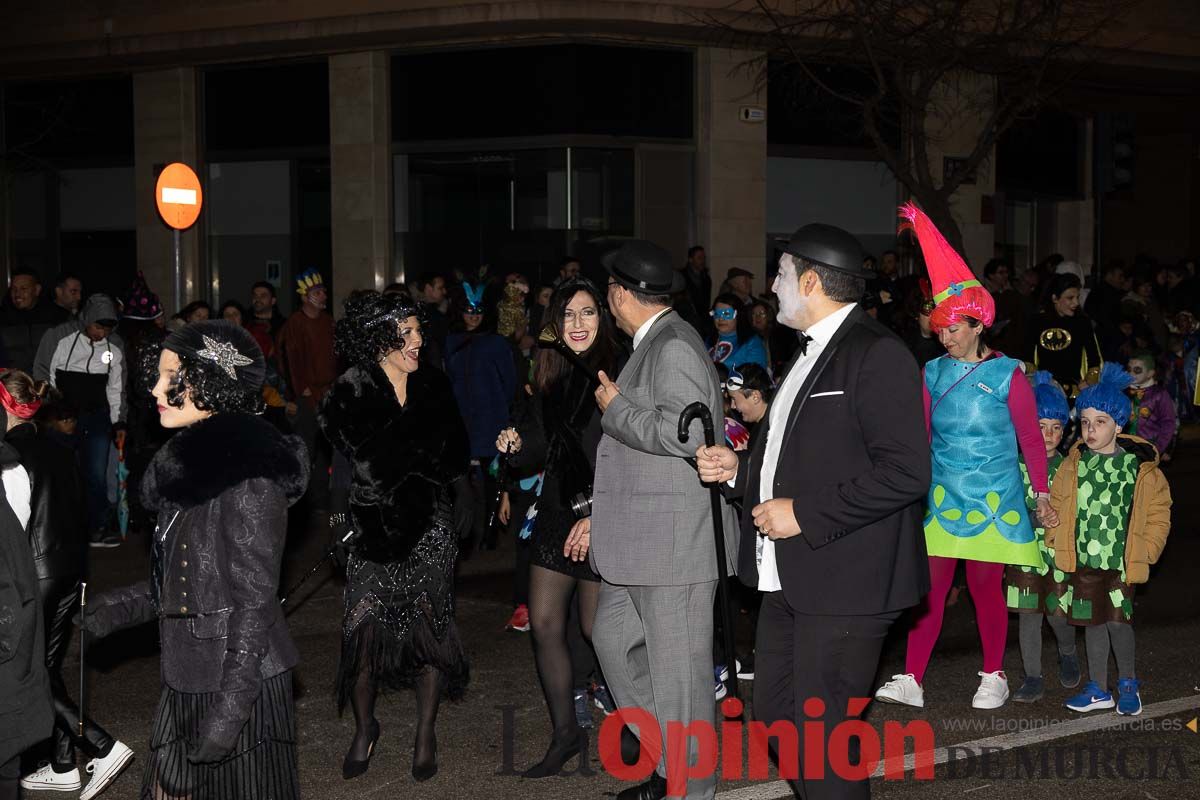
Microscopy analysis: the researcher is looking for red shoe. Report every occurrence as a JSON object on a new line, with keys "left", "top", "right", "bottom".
{"left": 506, "top": 604, "right": 530, "bottom": 632}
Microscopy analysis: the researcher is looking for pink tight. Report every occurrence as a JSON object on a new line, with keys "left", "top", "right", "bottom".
{"left": 904, "top": 556, "right": 1007, "bottom": 684}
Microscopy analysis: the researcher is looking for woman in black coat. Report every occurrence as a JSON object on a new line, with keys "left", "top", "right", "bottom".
{"left": 494, "top": 277, "right": 623, "bottom": 777}
{"left": 2, "top": 369, "right": 132, "bottom": 800}
{"left": 319, "top": 292, "right": 471, "bottom": 782}
{"left": 0, "top": 436, "right": 51, "bottom": 800}
{"left": 81, "top": 321, "right": 307, "bottom": 800}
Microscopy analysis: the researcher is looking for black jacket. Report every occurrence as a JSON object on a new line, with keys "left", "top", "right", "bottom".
{"left": 5, "top": 423, "right": 87, "bottom": 582}
{"left": 0, "top": 440, "right": 53, "bottom": 764}
{"left": 727, "top": 306, "right": 931, "bottom": 615}
{"left": 0, "top": 300, "right": 61, "bottom": 373}
{"left": 319, "top": 363, "right": 470, "bottom": 564}
{"left": 84, "top": 413, "right": 307, "bottom": 755}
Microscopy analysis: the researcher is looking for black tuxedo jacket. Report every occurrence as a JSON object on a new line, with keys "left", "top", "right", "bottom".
{"left": 729, "top": 306, "right": 931, "bottom": 615}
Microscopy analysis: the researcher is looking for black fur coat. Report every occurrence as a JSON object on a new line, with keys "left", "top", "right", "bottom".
{"left": 319, "top": 363, "right": 470, "bottom": 563}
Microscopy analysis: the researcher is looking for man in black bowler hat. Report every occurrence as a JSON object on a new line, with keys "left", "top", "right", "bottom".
{"left": 586, "top": 239, "right": 730, "bottom": 800}
{"left": 696, "top": 224, "right": 930, "bottom": 799}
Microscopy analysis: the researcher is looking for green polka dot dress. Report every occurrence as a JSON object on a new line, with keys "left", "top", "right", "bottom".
{"left": 1005, "top": 454, "right": 1069, "bottom": 615}
{"left": 1058, "top": 447, "right": 1138, "bottom": 626}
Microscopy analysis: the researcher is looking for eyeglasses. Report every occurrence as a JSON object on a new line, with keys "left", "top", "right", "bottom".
{"left": 710, "top": 307, "right": 738, "bottom": 321}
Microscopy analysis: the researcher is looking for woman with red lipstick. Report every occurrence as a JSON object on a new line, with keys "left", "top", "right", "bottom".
{"left": 80, "top": 321, "right": 307, "bottom": 800}
{"left": 494, "top": 276, "right": 624, "bottom": 777}
{"left": 319, "top": 292, "right": 472, "bottom": 782}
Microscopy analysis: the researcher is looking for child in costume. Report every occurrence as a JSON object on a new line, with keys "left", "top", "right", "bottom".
{"left": 1045, "top": 363, "right": 1172, "bottom": 715}
{"left": 1005, "top": 372, "right": 1080, "bottom": 702}
{"left": 1125, "top": 351, "right": 1177, "bottom": 462}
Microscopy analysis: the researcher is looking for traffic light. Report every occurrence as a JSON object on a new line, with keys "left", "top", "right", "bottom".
{"left": 1095, "top": 112, "right": 1135, "bottom": 193}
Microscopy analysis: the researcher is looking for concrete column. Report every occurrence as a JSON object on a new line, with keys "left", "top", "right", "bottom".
{"left": 695, "top": 47, "right": 768, "bottom": 301}
{"left": 329, "top": 51, "right": 392, "bottom": 314}
{"left": 133, "top": 67, "right": 201, "bottom": 315}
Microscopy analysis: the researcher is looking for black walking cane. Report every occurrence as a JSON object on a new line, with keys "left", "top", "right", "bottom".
{"left": 678, "top": 401, "right": 739, "bottom": 701}
{"left": 78, "top": 581, "right": 87, "bottom": 736}
{"left": 280, "top": 526, "right": 359, "bottom": 611}
{"left": 487, "top": 441, "right": 514, "bottom": 536}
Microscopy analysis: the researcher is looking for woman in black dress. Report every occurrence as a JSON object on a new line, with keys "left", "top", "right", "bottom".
{"left": 319, "top": 292, "right": 471, "bottom": 782}
{"left": 494, "top": 277, "right": 623, "bottom": 777}
{"left": 82, "top": 320, "right": 308, "bottom": 800}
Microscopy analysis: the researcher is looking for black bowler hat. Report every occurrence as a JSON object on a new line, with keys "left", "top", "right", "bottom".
{"left": 783, "top": 224, "right": 872, "bottom": 278}
{"left": 602, "top": 240, "right": 684, "bottom": 294}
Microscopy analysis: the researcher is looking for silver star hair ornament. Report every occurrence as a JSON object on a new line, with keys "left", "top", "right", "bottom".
{"left": 197, "top": 334, "right": 253, "bottom": 379}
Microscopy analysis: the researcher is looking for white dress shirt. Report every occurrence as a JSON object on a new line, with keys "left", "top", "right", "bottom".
{"left": 755, "top": 302, "right": 857, "bottom": 591}
{"left": 632, "top": 308, "right": 672, "bottom": 350}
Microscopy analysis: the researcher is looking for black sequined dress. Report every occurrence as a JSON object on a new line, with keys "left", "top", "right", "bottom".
{"left": 318, "top": 363, "right": 472, "bottom": 708}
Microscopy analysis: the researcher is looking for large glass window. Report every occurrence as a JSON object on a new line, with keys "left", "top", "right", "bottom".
{"left": 396, "top": 147, "right": 634, "bottom": 279}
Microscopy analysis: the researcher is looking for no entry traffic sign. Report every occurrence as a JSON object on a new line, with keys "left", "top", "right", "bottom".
{"left": 155, "top": 162, "right": 203, "bottom": 230}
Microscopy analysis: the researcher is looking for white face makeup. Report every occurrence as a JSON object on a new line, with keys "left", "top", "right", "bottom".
{"left": 151, "top": 349, "right": 212, "bottom": 429}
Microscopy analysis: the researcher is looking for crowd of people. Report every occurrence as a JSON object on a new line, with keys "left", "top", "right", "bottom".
{"left": 0, "top": 206, "right": 1191, "bottom": 800}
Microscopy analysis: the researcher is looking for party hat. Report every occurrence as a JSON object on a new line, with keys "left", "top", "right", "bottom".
{"left": 899, "top": 202, "right": 994, "bottom": 329}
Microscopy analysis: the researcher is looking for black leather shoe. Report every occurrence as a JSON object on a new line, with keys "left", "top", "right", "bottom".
{"left": 412, "top": 732, "right": 438, "bottom": 782}
{"left": 522, "top": 729, "right": 586, "bottom": 778}
{"left": 620, "top": 725, "right": 641, "bottom": 766}
{"left": 616, "top": 772, "right": 667, "bottom": 800}
{"left": 342, "top": 720, "right": 381, "bottom": 780}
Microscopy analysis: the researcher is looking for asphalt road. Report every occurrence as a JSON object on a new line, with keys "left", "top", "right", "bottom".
{"left": 47, "top": 430, "right": 1200, "bottom": 800}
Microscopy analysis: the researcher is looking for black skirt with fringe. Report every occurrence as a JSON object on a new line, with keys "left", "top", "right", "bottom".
{"left": 140, "top": 670, "right": 297, "bottom": 800}
{"left": 337, "top": 517, "right": 469, "bottom": 710}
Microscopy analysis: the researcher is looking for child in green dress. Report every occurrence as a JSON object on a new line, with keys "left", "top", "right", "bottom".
{"left": 1045, "top": 364, "right": 1172, "bottom": 715}
{"left": 1005, "top": 372, "right": 1079, "bottom": 702}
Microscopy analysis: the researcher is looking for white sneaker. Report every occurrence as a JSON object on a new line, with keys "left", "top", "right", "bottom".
{"left": 79, "top": 741, "right": 134, "bottom": 800}
{"left": 971, "top": 670, "right": 1010, "bottom": 710}
{"left": 875, "top": 673, "right": 924, "bottom": 707}
{"left": 20, "top": 763, "right": 82, "bottom": 791}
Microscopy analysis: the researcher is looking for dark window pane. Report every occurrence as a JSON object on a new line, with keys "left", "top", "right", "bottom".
{"left": 205, "top": 61, "right": 329, "bottom": 151}
{"left": 4, "top": 77, "right": 133, "bottom": 161}
{"left": 393, "top": 45, "right": 692, "bottom": 141}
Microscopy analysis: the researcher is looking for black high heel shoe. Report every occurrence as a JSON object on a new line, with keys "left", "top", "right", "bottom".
{"left": 342, "top": 720, "right": 381, "bottom": 780}
{"left": 521, "top": 728, "right": 587, "bottom": 778}
{"left": 412, "top": 731, "right": 438, "bottom": 782}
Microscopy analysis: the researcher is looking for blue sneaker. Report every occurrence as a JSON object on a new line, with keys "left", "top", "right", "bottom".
{"left": 1064, "top": 681, "right": 1115, "bottom": 712}
{"left": 1115, "top": 678, "right": 1142, "bottom": 716}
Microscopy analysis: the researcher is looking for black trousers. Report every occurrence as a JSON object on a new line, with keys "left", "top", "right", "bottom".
{"left": 754, "top": 591, "right": 900, "bottom": 800}
{"left": 39, "top": 576, "right": 114, "bottom": 768}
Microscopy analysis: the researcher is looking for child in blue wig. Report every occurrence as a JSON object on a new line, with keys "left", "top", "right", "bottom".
{"left": 1045, "top": 364, "right": 1172, "bottom": 717}
{"left": 1005, "top": 372, "right": 1079, "bottom": 703}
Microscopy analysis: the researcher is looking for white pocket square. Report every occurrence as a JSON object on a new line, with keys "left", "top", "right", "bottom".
{"left": 810, "top": 390, "right": 844, "bottom": 398}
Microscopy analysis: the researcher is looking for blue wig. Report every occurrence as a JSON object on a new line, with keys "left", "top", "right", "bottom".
{"left": 1075, "top": 363, "right": 1134, "bottom": 427}
{"left": 1032, "top": 371, "right": 1070, "bottom": 426}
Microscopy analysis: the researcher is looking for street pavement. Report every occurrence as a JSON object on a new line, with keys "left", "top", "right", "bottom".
{"left": 50, "top": 431, "right": 1200, "bottom": 800}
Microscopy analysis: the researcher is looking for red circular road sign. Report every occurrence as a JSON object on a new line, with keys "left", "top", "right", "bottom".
{"left": 155, "top": 162, "right": 203, "bottom": 230}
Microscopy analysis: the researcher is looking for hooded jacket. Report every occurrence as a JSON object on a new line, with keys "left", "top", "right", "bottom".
{"left": 48, "top": 295, "right": 125, "bottom": 423}
{"left": 33, "top": 294, "right": 126, "bottom": 384}
{"left": 1044, "top": 434, "right": 1172, "bottom": 585}
{"left": 82, "top": 413, "right": 308, "bottom": 756}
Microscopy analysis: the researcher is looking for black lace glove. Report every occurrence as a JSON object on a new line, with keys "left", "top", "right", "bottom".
{"left": 329, "top": 511, "right": 354, "bottom": 572}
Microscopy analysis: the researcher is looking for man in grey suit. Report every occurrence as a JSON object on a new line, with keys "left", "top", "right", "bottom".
{"left": 587, "top": 240, "right": 725, "bottom": 800}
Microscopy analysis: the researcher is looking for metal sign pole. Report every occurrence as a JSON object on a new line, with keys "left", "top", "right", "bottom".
{"left": 174, "top": 227, "right": 182, "bottom": 313}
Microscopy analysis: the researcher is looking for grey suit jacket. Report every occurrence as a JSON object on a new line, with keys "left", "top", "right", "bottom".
{"left": 591, "top": 310, "right": 733, "bottom": 586}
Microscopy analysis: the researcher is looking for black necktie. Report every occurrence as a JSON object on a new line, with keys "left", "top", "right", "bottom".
{"left": 797, "top": 333, "right": 813, "bottom": 356}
